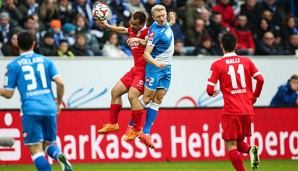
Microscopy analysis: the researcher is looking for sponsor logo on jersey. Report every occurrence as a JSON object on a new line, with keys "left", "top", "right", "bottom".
{"left": 149, "top": 32, "right": 154, "bottom": 42}
{"left": 149, "top": 32, "right": 155, "bottom": 37}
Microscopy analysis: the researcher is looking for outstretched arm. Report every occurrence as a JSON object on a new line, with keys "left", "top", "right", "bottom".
{"left": 97, "top": 20, "right": 128, "bottom": 34}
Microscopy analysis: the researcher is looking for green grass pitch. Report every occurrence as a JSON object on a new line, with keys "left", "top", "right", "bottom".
{"left": 0, "top": 160, "right": 297, "bottom": 171}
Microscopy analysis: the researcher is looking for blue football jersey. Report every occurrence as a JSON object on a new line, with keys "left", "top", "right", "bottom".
{"left": 147, "top": 21, "right": 174, "bottom": 65}
{"left": 4, "top": 52, "right": 59, "bottom": 116}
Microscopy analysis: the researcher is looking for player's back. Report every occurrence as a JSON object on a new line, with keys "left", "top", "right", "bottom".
{"left": 6, "top": 52, "right": 58, "bottom": 116}
{"left": 211, "top": 54, "right": 259, "bottom": 115}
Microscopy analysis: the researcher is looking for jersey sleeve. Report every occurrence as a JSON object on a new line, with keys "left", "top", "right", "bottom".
{"left": 48, "top": 59, "right": 59, "bottom": 79}
{"left": 207, "top": 62, "right": 220, "bottom": 86}
{"left": 248, "top": 58, "right": 261, "bottom": 78}
{"left": 127, "top": 26, "right": 132, "bottom": 34}
{"left": 147, "top": 28, "right": 161, "bottom": 46}
{"left": 4, "top": 64, "right": 17, "bottom": 90}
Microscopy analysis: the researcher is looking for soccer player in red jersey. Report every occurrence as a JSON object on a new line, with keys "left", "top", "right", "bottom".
{"left": 97, "top": 11, "right": 148, "bottom": 141}
{"left": 97, "top": 11, "right": 175, "bottom": 141}
{"left": 206, "top": 32, "right": 264, "bottom": 171}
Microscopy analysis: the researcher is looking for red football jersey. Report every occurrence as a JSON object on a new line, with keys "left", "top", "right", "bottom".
{"left": 127, "top": 26, "right": 149, "bottom": 68}
{"left": 207, "top": 53, "right": 261, "bottom": 115}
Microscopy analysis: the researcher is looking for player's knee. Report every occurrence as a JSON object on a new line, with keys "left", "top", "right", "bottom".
{"left": 142, "top": 96, "right": 152, "bottom": 105}
{"left": 127, "top": 92, "right": 137, "bottom": 102}
{"left": 153, "top": 98, "right": 163, "bottom": 104}
{"left": 153, "top": 96, "right": 164, "bottom": 104}
{"left": 111, "top": 88, "right": 121, "bottom": 98}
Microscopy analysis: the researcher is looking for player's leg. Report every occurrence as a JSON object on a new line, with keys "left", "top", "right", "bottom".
{"left": 139, "top": 67, "right": 171, "bottom": 148}
{"left": 22, "top": 115, "right": 52, "bottom": 171}
{"left": 222, "top": 115, "right": 246, "bottom": 171}
{"left": 43, "top": 115, "right": 72, "bottom": 171}
{"left": 124, "top": 86, "right": 143, "bottom": 141}
{"left": 98, "top": 80, "right": 128, "bottom": 134}
{"left": 30, "top": 143, "right": 52, "bottom": 171}
{"left": 139, "top": 88, "right": 167, "bottom": 148}
{"left": 143, "top": 88, "right": 166, "bottom": 134}
{"left": 226, "top": 140, "right": 246, "bottom": 171}
{"left": 238, "top": 115, "right": 260, "bottom": 170}
{"left": 123, "top": 69, "right": 145, "bottom": 140}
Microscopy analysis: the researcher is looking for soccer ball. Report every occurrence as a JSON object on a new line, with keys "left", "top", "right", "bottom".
{"left": 92, "top": 3, "right": 109, "bottom": 21}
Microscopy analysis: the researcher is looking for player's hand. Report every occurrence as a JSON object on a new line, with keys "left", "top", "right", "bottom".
{"left": 156, "top": 62, "right": 167, "bottom": 68}
{"left": 168, "top": 12, "right": 176, "bottom": 26}
{"left": 126, "top": 38, "right": 139, "bottom": 46}
{"left": 252, "top": 96, "right": 257, "bottom": 104}
{"left": 212, "top": 90, "right": 220, "bottom": 97}
{"left": 57, "top": 104, "right": 61, "bottom": 115}
{"left": 96, "top": 20, "right": 108, "bottom": 27}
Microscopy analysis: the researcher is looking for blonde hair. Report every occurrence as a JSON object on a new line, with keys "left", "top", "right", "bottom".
{"left": 151, "top": 5, "right": 166, "bottom": 16}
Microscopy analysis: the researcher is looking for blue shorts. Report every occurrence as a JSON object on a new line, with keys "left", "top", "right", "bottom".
{"left": 22, "top": 115, "right": 57, "bottom": 145}
{"left": 145, "top": 65, "right": 171, "bottom": 90}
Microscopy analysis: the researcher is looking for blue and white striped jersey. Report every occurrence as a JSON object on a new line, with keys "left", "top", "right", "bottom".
{"left": 147, "top": 21, "right": 174, "bottom": 65}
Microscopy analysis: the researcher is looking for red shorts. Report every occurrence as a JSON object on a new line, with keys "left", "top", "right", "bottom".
{"left": 222, "top": 115, "right": 253, "bottom": 142}
{"left": 120, "top": 67, "right": 145, "bottom": 94}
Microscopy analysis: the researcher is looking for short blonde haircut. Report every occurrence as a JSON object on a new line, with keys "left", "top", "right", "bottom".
{"left": 151, "top": 5, "right": 166, "bottom": 16}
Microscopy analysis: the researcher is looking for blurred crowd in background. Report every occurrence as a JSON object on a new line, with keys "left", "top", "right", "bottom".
{"left": 0, "top": 0, "right": 297, "bottom": 58}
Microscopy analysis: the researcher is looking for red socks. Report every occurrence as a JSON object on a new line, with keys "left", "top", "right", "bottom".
{"left": 109, "top": 104, "right": 122, "bottom": 124}
{"left": 237, "top": 142, "right": 251, "bottom": 154}
{"left": 228, "top": 149, "right": 246, "bottom": 171}
{"left": 131, "top": 109, "right": 143, "bottom": 132}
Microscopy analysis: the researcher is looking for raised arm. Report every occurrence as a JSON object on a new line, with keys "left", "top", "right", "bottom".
{"left": 98, "top": 20, "right": 128, "bottom": 35}
{"left": 168, "top": 12, "right": 176, "bottom": 27}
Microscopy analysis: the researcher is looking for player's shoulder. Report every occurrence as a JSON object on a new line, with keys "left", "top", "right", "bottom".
{"left": 212, "top": 57, "right": 225, "bottom": 65}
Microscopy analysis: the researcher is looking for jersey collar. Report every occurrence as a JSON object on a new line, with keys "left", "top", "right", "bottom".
{"left": 223, "top": 52, "right": 237, "bottom": 58}
{"left": 21, "top": 51, "right": 34, "bottom": 56}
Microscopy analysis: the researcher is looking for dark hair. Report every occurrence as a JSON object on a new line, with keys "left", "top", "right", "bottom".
{"left": 25, "top": 15, "right": 35, "bottom": 22}
{"left": 59, "top": 39, "right": 68, "bottom": 44}
{"left": 132, "top": 11, "right": 146, "bottom": 25}
{"left": 221, "top": 32, "right": 237, "bottom": 52}
{"left": 18, "top": 30, "right": 34, "bottom": 51}
{"left": 212, "top": 11, "right": 221, "bottom": 18}
{"left": 290, "top": 74, "right": 298, "bottom": 80}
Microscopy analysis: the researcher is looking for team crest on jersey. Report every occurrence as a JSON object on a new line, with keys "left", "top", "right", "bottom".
{"left": 145, "top": 77, "right": 150, "bottom": 83}
{"left": 137, "top": 80, "right": 144, "bottom": 87}
{"left": 5, "top": 68, "right": 8, "bottom": 74}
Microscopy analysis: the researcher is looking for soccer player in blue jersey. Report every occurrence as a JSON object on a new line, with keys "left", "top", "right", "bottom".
{"left": 137, "top": 5, "right": 174, "bottom": 149}
{"left": 0, "top": 31, "right": 72, "bottom": 171}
